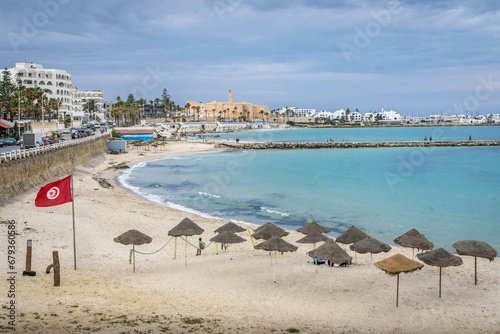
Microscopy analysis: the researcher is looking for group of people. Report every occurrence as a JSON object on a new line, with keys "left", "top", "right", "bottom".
{"left": 196, "top": 238, "right": 228, "bottom": 256}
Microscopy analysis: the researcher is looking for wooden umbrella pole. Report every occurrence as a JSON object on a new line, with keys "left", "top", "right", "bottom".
{"left": 439, "top": 267, "right": 442, "bottom": 298}
{"left": 330, "top": 267, "right": 332, "bottom": 294}
{"left": 475, "top": 256, "right": 477, "bottom": 285}
{"left": 185, "top": 237, "right": 187, "bottom": 267}
{"left": 396, "top": 273, "right": 400, "bottom": 307}
{"left": 274, "top": 251, "right": 277, "bottom": 283}
{"left": 225, "top": 252, "right": 228, "bottom": 274}
{"left": 133, "top": 245, "right": 136, "bottom": 273}
{"left": 174, "top": 237, "right": 177, "bottom": 259}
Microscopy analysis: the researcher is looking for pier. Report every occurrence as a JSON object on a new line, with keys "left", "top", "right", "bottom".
{"left": 216, "top": 140, "right": 500, "bottom": 150}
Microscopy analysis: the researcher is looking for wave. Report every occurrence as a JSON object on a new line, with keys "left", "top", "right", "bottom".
{"left": 198, "top": 191, "right": 222, "bottom": 198}
{"left": 260, "top": 206, "right": 290, "bottom": 217}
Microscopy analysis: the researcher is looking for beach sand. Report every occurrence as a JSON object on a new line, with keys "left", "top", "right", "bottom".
{"left": 1, "top": 142, "right": 499, "bottom": 333}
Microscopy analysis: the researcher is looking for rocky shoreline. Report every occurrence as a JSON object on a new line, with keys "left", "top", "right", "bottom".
{"left": 217, "top": 140, "right": 500, "bottom": 150}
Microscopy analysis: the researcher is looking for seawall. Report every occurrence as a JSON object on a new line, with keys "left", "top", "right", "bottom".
{"left": 216, "top": 140, "right": 500, "bottom": 150}
{"left": 0, "top": 135, "right": 109, "bottom": 199}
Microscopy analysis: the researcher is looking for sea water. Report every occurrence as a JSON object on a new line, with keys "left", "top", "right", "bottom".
{"left": 210, "top": 125, "right": 500, "bottom": 143}
{"left": 120, "top": 143, "right": 500, "bottom": 253}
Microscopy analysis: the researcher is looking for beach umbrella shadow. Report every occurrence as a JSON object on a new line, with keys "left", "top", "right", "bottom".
{"left": 168, "top": 218, "right": 204, "bottom": 266}
{"left": 416, "top": 248, "right": 463, "bottom": 297}
{"left": 114, "top": 229, "right": 152, "bottom": 273}
{"left": 375, "top": 253, "right": 424, "bottom": 307}
{"left": 254, "top": 236, "right": 298, "bottom": 283}
{"left": 452, "top": 240, "right": 497, "bottom": 285}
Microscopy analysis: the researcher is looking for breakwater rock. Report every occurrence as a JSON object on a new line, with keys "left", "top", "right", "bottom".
{"left": 216, "top": 140, "right": 500, "bottom": 150}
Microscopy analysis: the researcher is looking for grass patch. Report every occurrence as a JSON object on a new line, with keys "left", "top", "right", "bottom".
{"left": 181, "top": 317, "right": 204, "bottom": 325}
{"left": 286, "top": 328, "right": 300, "bottom": 333}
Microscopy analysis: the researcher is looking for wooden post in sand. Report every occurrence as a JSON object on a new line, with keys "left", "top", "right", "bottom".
{"left": 46, "top": 251, "right": 60, "bottom": 287}
{"left": 396, "top": 273, "right": 400, "bottom": 307}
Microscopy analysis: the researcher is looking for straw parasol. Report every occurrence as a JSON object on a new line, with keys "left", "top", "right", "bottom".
{"left": 335, "top": 225, "right": 370, "bottom": 245}
{"left": 214, "top": 222, "right": 246, "bottom": 234}
{"left": 168, "top": 218, "right": 204, "bottom": 266}
{"left": 307, "top": 239, "right": 352, "bottom": 293}
{"left": 210, "top": 231, "right": 246, "bottom": 274}
{"left": 350, "top": 237, "right": 391, "bottom": 263}
{"left": 375, "top": 253, "right": 424, "bottom": 307}
{"left": 297, "top": 231, "right": 331, "bottom": 260}
{"left": 114, "top": 229, "right": 152, "bottom": 273}
{"left": 254, "top": 236, "right": 298, "bottom": 283}
{"left": 297, "top": 221, "right": 330, "bottom": 235}
{"left": 394, "top": 228, "right": 434, "bottom": 258}
{"left": 452, "top": 240, "right": 497, "bottom": 285}
{"left": 416, "top": 248, "right": 463, "bottom": 297}
{"left": 251, "top": 222, "right": 289, "bottom": 240}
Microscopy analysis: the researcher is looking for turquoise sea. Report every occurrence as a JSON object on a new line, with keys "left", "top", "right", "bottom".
{"left": 120, "top": 126, "right": 500, "bottom": 253}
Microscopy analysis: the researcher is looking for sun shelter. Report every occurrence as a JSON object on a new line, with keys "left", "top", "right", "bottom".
{"left": 297, "top": 231, "right": 330, "bottom": 250}
{"left": 375, "top": 253, "right": 424, "bottom": 307}
{"left": 452, "top": 240, "right": 497, "bottom": 285}
{"left": 296, "top": 221, "right": 330, "bottom": 235}
{"left": 168, "top": 218, "right": 204, "bottom": 266}
{"left": 214, "top": 222, "right": 246, "bottom": 234}
{"left": 394, "top": 228, "right": 434, "bottom": 258}
{"left": 350, "top": 237, "right": 392, "bottom": 263}
{"left": 114, "top": 229, "right": 152, "bottom": 273}
{"left": 335, "top": 225, "right": 370, "bottom": 245}
{"left": 254, "top": 236, "right": 298, "bottom": 283}
{"left": 416, "top": 248, "right": 463, "bottom": 297}
{"left": 307, "top": 239, "right": 352, "bottom": 293}
{"left": 251, "top": 222, "right": 289, "bottom": 241}
{"left": 210, "top": 231, "right": 246, "bottom": 274}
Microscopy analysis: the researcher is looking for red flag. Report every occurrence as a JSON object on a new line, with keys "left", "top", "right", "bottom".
{"left": 35, "top": 175, "right": 73, "bottom": 207}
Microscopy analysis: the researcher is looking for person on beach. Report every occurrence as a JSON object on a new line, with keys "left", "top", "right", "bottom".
{"left": 469, "top": 135, "right": 472, "bottom": 141}
{"left": 197, "top": 238, "right": 205, "bottom": 256}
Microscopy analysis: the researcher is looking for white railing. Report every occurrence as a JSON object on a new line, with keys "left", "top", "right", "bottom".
{"left": 0, "top": 133, "right": 110, "bottom": 164}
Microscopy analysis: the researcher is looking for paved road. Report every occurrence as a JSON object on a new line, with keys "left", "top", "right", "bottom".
{"left": 0, "top": 134, "right": 75, "bottom": 155}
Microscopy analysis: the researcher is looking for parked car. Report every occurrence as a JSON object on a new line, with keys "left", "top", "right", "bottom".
{"left": 63, "top": 128, "right": 71, "bottom": 134}
{"left": 5, "top": 138, "right": 17, "bottom": 146}
{"left": 0, "top": 139, "right": 6, "bottom": 147}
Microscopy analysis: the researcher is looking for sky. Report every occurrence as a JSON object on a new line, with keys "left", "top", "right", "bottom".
{"left": 1, "top": 0, "right": 500, "bottom": 116}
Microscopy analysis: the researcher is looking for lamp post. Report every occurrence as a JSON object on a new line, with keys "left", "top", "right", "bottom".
{"left": 16, "top": 74, "right": 21, "bottom": 137}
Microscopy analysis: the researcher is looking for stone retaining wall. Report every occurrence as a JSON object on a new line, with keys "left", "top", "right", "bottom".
{"left": 217, "top": 140, "right": 500, "bottom": 150}
{"left": 0, "top": 136, "right": 109, "bottom": 199}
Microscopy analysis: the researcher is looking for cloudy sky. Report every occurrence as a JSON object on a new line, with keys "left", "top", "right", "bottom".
{"left": 1, "top": 0, "right": 499, "bottom": 116}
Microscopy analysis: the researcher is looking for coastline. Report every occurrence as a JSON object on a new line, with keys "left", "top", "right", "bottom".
{"left": 1, "top": 142, "right": 499, "bottom": 333}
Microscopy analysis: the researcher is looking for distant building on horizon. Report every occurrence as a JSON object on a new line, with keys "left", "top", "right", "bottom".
{"left": 72, "top": 87, "right": 105, "bottom": 121}
{"left": 185, "top": 91, "right": 268, "bottom": 122}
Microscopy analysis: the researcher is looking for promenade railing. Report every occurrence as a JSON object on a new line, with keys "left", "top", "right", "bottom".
{"left": 0, "top": 133, "right": 110, "bottom": 164}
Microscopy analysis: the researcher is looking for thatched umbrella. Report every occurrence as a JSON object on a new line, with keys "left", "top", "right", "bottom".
{"left": 375, "top": 253, "right": 424, "bottom": 307}
{"left": 251, "top": 222, "right": 289, "bottom": 240}
{"left": 168, "top": 218, "right": 204, "bottom": 266}
{"left": 214, "top": 222, "right": 246, "bottom": 234}
{"left": 416, "top": 248, "right": 463, "bottom": 297}
{"left": 394, "top": 228, "right": 434, "bottom": 258}
{"left": 350, "top": 237, "right": 392, "bottom": 263}
{"left": 335, "top": 225, "right": 370, "bottom": 245}
{"left": 297, "top": 231, "right": 330, "bottom": 247}
{"left": 307, "top": 239, "right": 352, "bottom": 293}
{"left": 254, "top": 236, "right": 298, "bottom": 283}
{"left": 210, "top": 231, "right": 246, "bottom": 274}
{"left": 297, "top": 221, "right": 330, "bottom": 235}
{"left": 452, "top": 240, "right": 497, "bottom": 285}
{"left": 114, "top": 229, "right": 152, "bottom": 273}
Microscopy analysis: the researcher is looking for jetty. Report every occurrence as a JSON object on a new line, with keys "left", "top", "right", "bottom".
{"left": 216, "top": 140, "right": 500, "bottom": 150}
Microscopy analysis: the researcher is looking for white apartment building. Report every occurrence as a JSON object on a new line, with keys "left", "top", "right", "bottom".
{"left": 9, "top": 62, "right": 73, "bottom": 114}
{"left": 280, "top": 107, "right": 316, "bottom": 117}
{"left": 374, "top": 108, "right": 401, "bottom": 121}
{"left": 72, "top": 87, "right": 105, "bottom": 121}
{"left": 487, "top": 114, "right": 500, "bottom": 123}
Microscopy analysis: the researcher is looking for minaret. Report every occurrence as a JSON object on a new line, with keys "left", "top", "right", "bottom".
{"left": 228, "top": 90, "right": 234, "bottom": 104}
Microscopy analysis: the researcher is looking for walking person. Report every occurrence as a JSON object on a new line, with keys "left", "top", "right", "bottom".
{"left": 196, "top": 238, "right": 205, "bottom": 256}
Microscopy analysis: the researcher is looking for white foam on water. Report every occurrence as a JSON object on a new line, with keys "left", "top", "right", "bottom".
{"left": 260, "top": 206, "right": 290, "bottom": 217}
{"left": 198, "top": 191, "right": 222, "bottom": 198}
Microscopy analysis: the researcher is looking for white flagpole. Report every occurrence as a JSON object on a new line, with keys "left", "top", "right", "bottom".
{"left": 71, "top": 173, "right": 77, "bottom": 270}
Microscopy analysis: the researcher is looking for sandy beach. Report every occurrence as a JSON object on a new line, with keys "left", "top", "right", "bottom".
{"left": 1, "top": 142, "right": 499, "bottom": 334}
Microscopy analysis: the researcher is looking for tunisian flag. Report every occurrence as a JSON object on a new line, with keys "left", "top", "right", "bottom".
{"left": 35, "top": 175, "right": 73, "bottom": 207}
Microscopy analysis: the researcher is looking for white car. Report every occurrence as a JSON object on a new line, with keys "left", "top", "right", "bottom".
{"left": 63, "top": 128, "right": 71, "bottom": 134}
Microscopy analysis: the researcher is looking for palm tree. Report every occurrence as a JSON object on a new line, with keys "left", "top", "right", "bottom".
{"left": 259, "top": 109, "right": 264, "bottom": 121}
{"left": 265, "top": 112, "right": 269, "bottom": 123}
{"left": 233, "top": 106, "right": 238, "bottom": 121}
{"left": 47, "top": 98, "right": 59, "bottom": 122}
{"left": 218, "top": 110, "right": 223, "bottom": 121}
{"left": 137, "top": 98, "right": 146, "bottom": 121}
{"left": 184, "top": 103, "right": 191, "bottom": 121}
{"left": 154, "top": 98, "right": 160, "bottom": 118}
